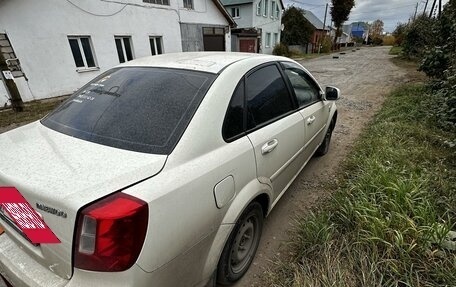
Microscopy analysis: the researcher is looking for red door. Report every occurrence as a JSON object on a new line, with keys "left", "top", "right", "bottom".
{"left": 239, "top": 39, "right": 256, "bottom": 53}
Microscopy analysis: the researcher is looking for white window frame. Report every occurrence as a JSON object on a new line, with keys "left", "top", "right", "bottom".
{"left": 263, "top": 0, "right": 269, "bottom": 17}
{"left": 115, "top": 36, "right": 134, "bottom": 63}
{"left": 183, "top": 0, "right": 193, "bottom": 9}
{"left": 256, "top": 0, "right": 262, "bottom": 15}
{"left": 231, "top": 7, "right": 240, "bottom": 18}
{"left": 149, "top": 36, "right": 164, "bottom": 56}
{"left": 275, "top": 4, "right": 280, "bottom": 19}
{"left": 265, "top": 32, "right": 271, "bottom": 48}
{"left": 271, "top": 1, "right": 275, "bottom": 18}
{"left": 68, "top": 36, "right": 98, "bottom": 71}
{"left": 273, "top": 33, "right": 278, "bottom": 45}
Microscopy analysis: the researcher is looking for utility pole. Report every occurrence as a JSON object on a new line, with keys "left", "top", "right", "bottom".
{"left": 318, "top": 3, "right": 329, "bottom": 54}
{"left": 438, "top": 0, "right": 442, "bottom": 17}
{"left": 429, "top": 0, "right": 437, "bottom": 18}
{"left": 423, "top": 0, "right": 429, "bottom": 15}
{"left": 413, "top": 2, "right": 419, "bottom": 20}
{"left": 0, "top": 52, "right": 24, "bottom": 112}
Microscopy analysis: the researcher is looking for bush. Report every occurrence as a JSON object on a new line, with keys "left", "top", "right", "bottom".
{"left": 273, "top": 43, "right": 290, "bottom": 57}
{"left": 382, "top": 35, "right": 395, "bottom": 46}
{"left": 321, "top": 36, "right": 332, "bottom": 53}
{"left": 372, "top": 36, "right": 383, "bottom": 45}
{"left": 418, "top": 1, "right": 456, "bottom": 126}
{"left": 402, "top": 15, "right": 436, "bottom": 59}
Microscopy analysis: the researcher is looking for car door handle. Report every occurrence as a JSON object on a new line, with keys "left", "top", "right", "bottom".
{"left": 261, "top": 139, "right": 279, "bottom": 155}
{"left": 307, "top": 116, "right": 316, "bottom": 125}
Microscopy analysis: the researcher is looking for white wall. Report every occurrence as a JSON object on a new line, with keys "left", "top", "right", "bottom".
{"left": 0, "top": 0, "right": 230, "bottom": 101}
{"left": 226, "top": 4, "right": 253, "bottom": 29}
{"left": 0, "top": 79, "right": 9, "bottom": 107}
{"left": 251, "top": 0, "right": 282, "bottom": 54}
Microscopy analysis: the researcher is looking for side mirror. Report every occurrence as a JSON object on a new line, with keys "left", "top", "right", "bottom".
{"left": 324, "top": 86, "right": 340, "bottom": 101}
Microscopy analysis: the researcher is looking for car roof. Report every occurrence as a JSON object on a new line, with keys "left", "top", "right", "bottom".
{"left": 118, "top": 52, "right": 282, "bottom": 74}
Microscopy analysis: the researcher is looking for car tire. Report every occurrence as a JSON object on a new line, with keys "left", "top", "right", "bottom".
{"left": 216, "top": 202, "right": 264, "bottom": 286}
{"left": 315, "top": 119, "right": 335, "bottom": 156}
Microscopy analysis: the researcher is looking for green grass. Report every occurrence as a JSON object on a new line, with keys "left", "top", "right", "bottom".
{"left": 389, "top": 46, "right": 403, "bottom": 55}
{"left": 0, "top": 98, "right": 66, "bottom": 128}
{"left": 266, "top": 84, "right": 456, "bottom": 287}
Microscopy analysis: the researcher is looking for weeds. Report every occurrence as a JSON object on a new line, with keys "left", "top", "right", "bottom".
{"left": 266, "top": 84, "right": 456, "bottom": 286}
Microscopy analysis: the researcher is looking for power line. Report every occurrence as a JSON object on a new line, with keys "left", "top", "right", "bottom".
{"left": 288, "top": 0, "right": 326, "bottom": 7}
{"left": 66, "top": 0, "right": 128, "bottom": 17}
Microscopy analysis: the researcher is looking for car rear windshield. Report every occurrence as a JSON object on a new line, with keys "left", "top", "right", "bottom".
{"left": 42, "top": 67, "right": 215, "bottom": 154}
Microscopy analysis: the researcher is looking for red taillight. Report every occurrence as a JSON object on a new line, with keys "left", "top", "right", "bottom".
{"left": 74, "top": 192, "right": 148, "bottom": 272}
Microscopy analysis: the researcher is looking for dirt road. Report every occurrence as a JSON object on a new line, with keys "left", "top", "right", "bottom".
{"left": 233, "top": 46, "right": 408, "bottom": 287}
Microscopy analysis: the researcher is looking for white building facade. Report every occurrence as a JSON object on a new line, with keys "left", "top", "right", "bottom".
{"left": 0, "top": 0, "right": 234, "bottom": 104}
{"left": 221, "top": 0, "right": 283, "bottom": 54}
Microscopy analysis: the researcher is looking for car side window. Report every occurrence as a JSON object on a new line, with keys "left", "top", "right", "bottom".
{"left": 282, "top": 62, "right": 320, "bottom": 108}
{"left": 246, "top": 64, "right": 293, "bottom": 129}
{"left": 223, "top": 79, "right": 245, "bottom": 140}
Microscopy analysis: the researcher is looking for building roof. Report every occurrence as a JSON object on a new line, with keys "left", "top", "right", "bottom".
{"left": 302, "top": 10, "right": 329, "bottom": 30}
{"left": 212, "top": 0, "right": 237, "bottom": 27}
{"left": 220, "top": 0, "right": 253, "bottom": 5}
{"left": 119, "top": 52, "right": 274, "bottom": 74}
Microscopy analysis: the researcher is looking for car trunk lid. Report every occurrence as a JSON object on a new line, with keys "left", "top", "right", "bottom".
{"left": 0, "top": 122, "right": 166, "bottom": 280}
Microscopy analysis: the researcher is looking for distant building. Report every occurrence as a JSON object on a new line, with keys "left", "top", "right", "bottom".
{"left": 302, "top": 10, "right": 329, "bottom": 53}
{"left": 221, "top": 0, "right": 284, "bottom": 54}
{"left": 0, "top": 0, "right": 235, "bottom": 105}
{"left": 351, "top": 22, "right": 370, "bottom": 42}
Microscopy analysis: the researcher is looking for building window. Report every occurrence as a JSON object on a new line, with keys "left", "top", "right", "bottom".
{"left": 68, "top": 36, "right": 97, "bottom": 69}
{"left": 231, "top": 7, "right": 240, "bottom": 18}
{"left": 265, "top": 32, "right": 271, "bottom": 47}
{"left": 115, "top": 36, "right": 134, "bottom": 63}
{"left": 273, "top": 33, "right": 278, "bottom": 45}
{"left": 143, "top": 0, "right": 169, "bottom": 5}
{"left": 271, "top": 1, "right": 275, "bottom": 18}
{"left": 183, "top": 0, "right": 193, "bottom": 9}
{"left": 150, "top": 37, "right": 163, "bottom": 55}
{"left": 263, "top": 0, "right": 269, "bottom": 17}
{"left": 256, "top": 0, "right": 262, "bottom": 15}
{"left": 275, "top": 4, "right": 280, "bottom": 18}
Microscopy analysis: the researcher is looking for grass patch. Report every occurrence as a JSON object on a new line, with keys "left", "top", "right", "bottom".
{"left": 266, "top": 84, "right": 456, "bottom": 286}
{"left": 389, "top": 46, "right": 403, "bottom": 55}
{"left": 0, "top": 98, "right": 66, "bottom": 129}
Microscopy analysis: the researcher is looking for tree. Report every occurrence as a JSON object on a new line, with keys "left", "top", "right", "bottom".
{"left": 370, "top": 19, "right": 384, "bottom": 37}
{"left": 330, "top": 0, "right": 355, "bottom": 47}
{"left": 392, "top": 22, "right": 407, "bottom": 46}
{"left": 281, "top": 7, "right": 315, "bottom": 46}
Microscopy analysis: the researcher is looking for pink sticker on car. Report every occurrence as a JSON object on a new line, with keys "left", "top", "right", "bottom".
{"left": 0, "top": 187, "right": 60, "bottom": 244}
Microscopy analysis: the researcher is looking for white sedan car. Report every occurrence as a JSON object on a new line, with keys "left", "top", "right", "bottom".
{"left": 0, "top": 53, "right": 339, "bottom": 287}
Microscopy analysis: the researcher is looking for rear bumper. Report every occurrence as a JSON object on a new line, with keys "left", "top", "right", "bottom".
{"left": 0, "top": 230, "right": 214, "bottom": 287}
{"left": 0, "top": 233, "right": 67, "bottom": 287}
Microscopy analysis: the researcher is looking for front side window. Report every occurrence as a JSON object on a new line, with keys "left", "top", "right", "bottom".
{"left": 257, "top": 0, "right": 262, "bottom": 15}
{"left": 231, "top": 7, "right": 240, "bottom": 18}
{"left": 143, "top": 0, "right": 170, "bottom": 5}
{"left": 273, "top": 33, "right": 278, "bottom": 45}
{"left": 275, "top": 3, "right": 280, "bottom": 18}
{"left": 42, "top": 68, "right": 215, "bottom": 154}
{"left": 183, "top": 0, "right": 193, "bottom": 9}
{"left": 246, "top": 65, "right": 293, "bottom": 129}
{"left": 150, "top": 36, "right": 163, "bottom": 55}
{"left": 68, "top": 36, "right": 97, "bottom": 69}
{"left": 282, "top": 62, "right": 320, "bottom": 107}
{"left": 115, "top": 36, "right": 134, "bottom": 63}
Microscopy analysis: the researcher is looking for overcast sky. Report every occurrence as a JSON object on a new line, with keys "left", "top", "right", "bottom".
{"left": 283, "top": 0, "right": 450, "bottom": 32}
